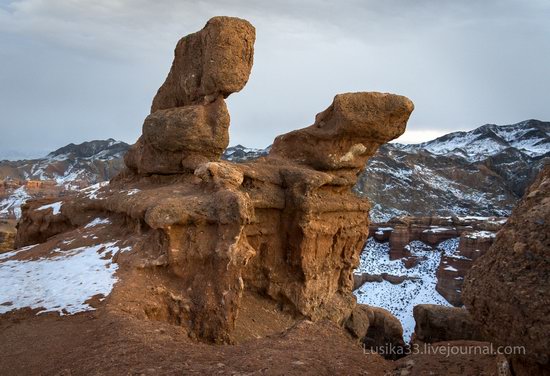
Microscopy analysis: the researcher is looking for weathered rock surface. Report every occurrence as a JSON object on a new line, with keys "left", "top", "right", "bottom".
{"left": 125, "top": 17, "right": 255, "bottom": 175}
{"left": 126, "top": 98, "right": 231, "bottom": 174}
{"left": 151, "top": 16, "right": 255, "bottom": 112}
{"left": 14, "top": 16, "right": 414, "bottom": 345}
{"left": 363, "top": 306, "right": 406, "bottom": 360}
{"left": 270, "top": 92, "right": 413, "bottom": 171}
{"left": 0, "top": 220, "right": 16, "bottom": 252}
{"left": 412, "top": 304, "right": 484, "bottom": 343}
{"left": 463, "top": 165, "right": 550, "bottom": 374}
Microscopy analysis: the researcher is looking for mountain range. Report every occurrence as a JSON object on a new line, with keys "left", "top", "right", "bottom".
{"left": 1, "top": 120, "right": 548, "bottom": 221}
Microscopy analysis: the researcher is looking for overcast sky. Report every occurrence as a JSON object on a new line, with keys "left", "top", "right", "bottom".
{"left": 0, "top": 0, "right": 549, "bottom": 156}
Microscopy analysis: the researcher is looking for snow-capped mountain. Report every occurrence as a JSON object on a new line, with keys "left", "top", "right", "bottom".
{"left": 223, "top": 144, "right": 270, "bottom": 162}
{"left": 400, "top": 119, "right": 550, "bottom": 161}
{"left": 358, "top": 119, "right": 550, "bottom": 222}
{"left": 0, "top": 139, "right": 129, "bottom": 188}
{"left": 1, "top": 120, "right": 548, "bottom": 221}
{"left": 0, "top": 139, "right": 130, "bottom": 219}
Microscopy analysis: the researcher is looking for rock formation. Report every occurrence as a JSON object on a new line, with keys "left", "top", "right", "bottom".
{"left": 463, "top": 165, "right": 550, "bottom": 375}
{"left": 360, "top": 216, "right": 504, "bottom": 307}
{"left": 412, "top": 304, "right": 484, "bottom": 343}
{"left": 0, "top": 220, "right": 15, "bottom": 252}
{"left": 15, "top": 16, "right": 414, "bottom": 344}
{"left": 345, "top": 305, "right": 406, "bottom": 360}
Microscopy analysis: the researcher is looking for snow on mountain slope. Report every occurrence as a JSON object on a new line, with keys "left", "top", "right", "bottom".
{"left": 359, "top": 120, "right": 550, "bottom": 222}
{"left": 1, "top": 120, "right": 548, "bottom": 222}
{"left": 401, "top": 119, "right": 550, "bottom": 162}
{"left": 0, "top": 186, "right": 31, "bottom": 219}
{"left": 222, "top": 144, "right": 270, "bottom": 162}
{"left": 0, "top": 140, "right": 130, "bottom": 219}
{"left": 0, "top": 138, "right": 130, "bottom": 188}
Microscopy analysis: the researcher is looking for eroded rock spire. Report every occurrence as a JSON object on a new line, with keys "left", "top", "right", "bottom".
{"left": 16, "top": 16, "right": 414, "bottom": 344}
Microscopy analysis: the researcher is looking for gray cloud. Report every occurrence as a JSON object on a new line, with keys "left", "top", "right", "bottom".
{"left": 0, "top": 0, "right": 549, "bottom": 153}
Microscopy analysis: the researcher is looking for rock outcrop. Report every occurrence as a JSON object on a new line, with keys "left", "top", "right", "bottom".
{"left": 346, "top": 304, "right": 406, "bottom": 359}
{"left": 412, "top": 304, "right": 484, "bottom": 343}
{"left": 125, "top": 16, "right": 254, "bottom": 174}
{"left": 14, "top": 16, "right": 414, "bottom": 344}
{"left": 0, "top": 220, "right": 15, "bottom": 252}
{"left": 463, "top": 165, "right": 550, "bottom": 375}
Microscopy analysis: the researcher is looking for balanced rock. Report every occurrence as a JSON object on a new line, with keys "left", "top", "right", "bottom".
{"left": 151, "top": 16, "right": 255, "bottom": 112}
{"left": 15, "top": 16, "right": 414, "bottom": 345}
{"left": 126, "top": 97, "right": 230, "bottom": 174}
{"left": 463, "top": 165, "right": 550, "bottom": 374}
{"left": 269, "top": 92, "right": 414, "bottom": 171}
{"left": 125, "top": 16, "right": 254, "bottom": 175}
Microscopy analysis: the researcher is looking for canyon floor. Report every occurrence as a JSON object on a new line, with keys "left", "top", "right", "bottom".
{"left": 0, "top": 306, "right": 507, "bottom": 376}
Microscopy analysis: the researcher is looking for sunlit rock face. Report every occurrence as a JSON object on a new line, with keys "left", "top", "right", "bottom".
{"left": 15, "top": 16, "right": 413, "bottom": 343}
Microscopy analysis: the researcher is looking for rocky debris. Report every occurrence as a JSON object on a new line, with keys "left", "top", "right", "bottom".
{"left": 345, "top": 304, "right": 406, "bottom": 360}
{"left": 363, "top": 306, "right": 406, "bottom": 360}
{"left": 412, "top": 304, "right": 484, "bottom": 343}
{"left": 13, "top": 16, "right": 414, "bottom": 345}
{"left": 463, "top": 165, "right": 550, "bottom": 374}
{"left": 0, "top": 310, "right": 393, "bottom": 376}
{"left": 389, "top": 341, "right": 512, "bottom": 376}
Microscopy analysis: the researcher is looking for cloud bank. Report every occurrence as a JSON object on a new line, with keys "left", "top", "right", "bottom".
{"left": 0, "top": 0, "right": 549, "bottom": 153}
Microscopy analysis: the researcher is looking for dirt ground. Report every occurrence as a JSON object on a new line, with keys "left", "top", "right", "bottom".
{"left": 0, "top": 306, "right": 512, "bottom": 376}
{"left": 0, "top": 308, "right": 391, "bottom": 376}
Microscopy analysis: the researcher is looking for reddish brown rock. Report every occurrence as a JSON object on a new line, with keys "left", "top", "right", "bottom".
{"left": 463, "top": 165, "right": 550, "bottom": 373}
{"left": 412, "top": 304, "right": 484, "bottom": 343}
{"left": 0, "top": 220, "right": 15, "bottom": 252}
{"left": 390, "top": 341, "right": 512, "bottom": 376}
{"left": 363, "top": 306, "right": 406, "bottom": 360}
{"left": 435, "top": 256, "right": 472, "bottom": 307}
{"left": 345, "top": 304, "right": 406, "bottom": 360}
{"left": 126, "top": 98, "right": 230, "bottom": 174}
{"left": 457, "top": 230, "right": 495, "bottom": 260}
{"left": 14, "top": 16, "right": 414, "bottom": 345}
{"left": 151, "top": 16, "right": 255, "bottom": 112}
{"left": 269, "top": 92, "right": 414, "bottom": 171}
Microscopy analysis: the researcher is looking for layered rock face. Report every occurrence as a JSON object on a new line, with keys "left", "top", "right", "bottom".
{"left": 15, "top": 17, "right": 413, "bottom": 343}
{"left": 125, "top": 16, "right": 255, "bottom": 174}
{"left": 463, "top": 165, "right": 550, "bottom": 374}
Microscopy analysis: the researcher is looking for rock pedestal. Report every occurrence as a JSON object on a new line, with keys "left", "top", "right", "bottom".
{"left": 15, "top": 16, "right": 414, "bottom": 344}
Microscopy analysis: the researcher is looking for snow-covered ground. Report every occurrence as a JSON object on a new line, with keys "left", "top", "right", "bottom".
{"left": 354, "top": 238, "right": 457, "bottom": 342}
{"left": 0, "top": 242, "right": 130, "bottom": 315}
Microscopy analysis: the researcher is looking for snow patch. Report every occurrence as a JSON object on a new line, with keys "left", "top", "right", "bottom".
{"left": 84, "top": 218, "right": 111, "bottom": 229}
{"left": 0, "top": 242, "right": 132, "bottom": 315}
{"left": 37, "top": 201, "right": 63, "bottom": 215}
